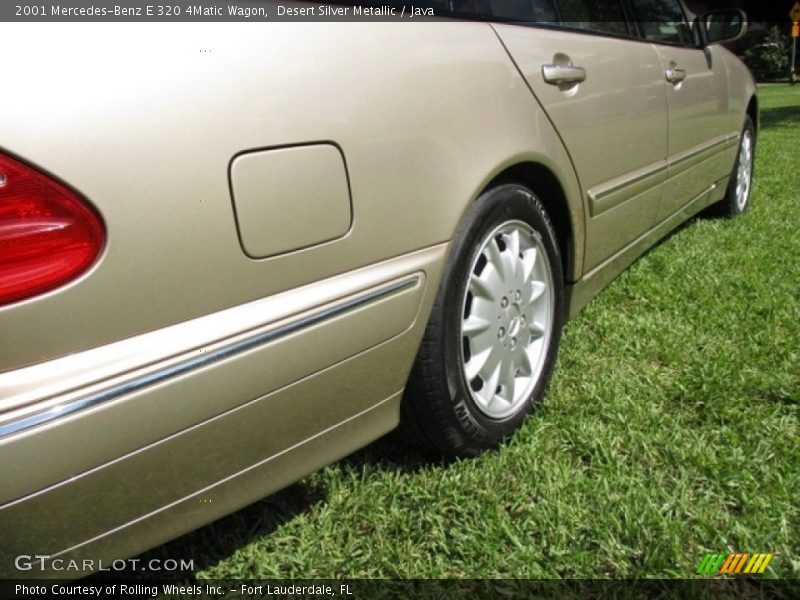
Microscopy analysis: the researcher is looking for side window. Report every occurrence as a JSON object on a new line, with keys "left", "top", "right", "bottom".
{"left": 556, "top": 0, "right": 629, "bottom": 36}
{"left": 450, "top": 0, "right": 558, "bottom": 22}
{"left": 629, "top": 0, "right": 694, "bottom": 45}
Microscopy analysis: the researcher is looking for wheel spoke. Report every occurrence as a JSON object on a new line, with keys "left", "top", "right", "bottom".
{"left": 529, "top": 320, "right": 545, "bottom": 340}
{"left": 480, "top": 346, "right": 503, "bottom": 381}
{"left": 520, "top": 346, "right": 535, "bottom": 377}
{"left": 521, "top": 247, "right": 537, "bottom": 282}
{"left": 471, "top": 252, "right": 504, "bottom": 301}
{"left": 462, "top": 315, "right": 491, "bottom": 335}
{"left": 507, "top": 230, "right": 521, "bottom": 281}
{"left": 465, "top": 330, "right": 495, "bottom": 367}
{"left": 469, "top": 296, "right": 497, "bottom": 324}
{"left": 465, "top": 338, "right": 504, "bottom": 382}
{"left": 469, "top": 273, "right": 495, "bottom": 301}
{"left": 462, "top": 314, "right": 494, "bottom": 359}
{"left": 485, "top": 237, "right": 507, "bottom": 285}
{"left": 529, "top": 280, "right": 546, "bottom": 304}
{"left": 502, "top": 254, "right": 517, "bottom": 287}
{"left": 480, "top": 360, "right": 502, "bottom": 406}
{"left": 499, "top": 356, "right": 517, "bottom": 404}
{"left": 465, "top": 346, "right": 492, "bottom": 381}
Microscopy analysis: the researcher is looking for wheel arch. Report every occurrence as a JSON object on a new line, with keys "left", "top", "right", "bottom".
{"left": 479, "top": 161, "right": 578, "bottom": 283}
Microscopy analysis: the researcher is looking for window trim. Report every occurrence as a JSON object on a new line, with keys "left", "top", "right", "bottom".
{"left": 324, "top": 0, "right": 705, "bottom": 50}
{"left": 621, "top": 0, "right": 702, "bottom": 49}
{"left": 554, "top": 0, "right": 632, "bottom": 38}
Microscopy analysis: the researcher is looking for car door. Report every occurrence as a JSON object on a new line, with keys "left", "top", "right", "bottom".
{"left": 492, "top": 0, "right": 669, "bottom": 270}
{"left": 628, "top": 0, "right": 736, "bottom": 219}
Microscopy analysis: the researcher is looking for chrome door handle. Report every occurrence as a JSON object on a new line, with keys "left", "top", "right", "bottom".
{"left": 666, "top": 67, "right": 687, "bottom": 84}
{"left": 542, "top": 64, "right": 587, "bottom": 85}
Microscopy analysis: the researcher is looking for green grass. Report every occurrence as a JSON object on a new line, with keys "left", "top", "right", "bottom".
{"left": 139, "top": 84, "right": 799, "bottom": 580}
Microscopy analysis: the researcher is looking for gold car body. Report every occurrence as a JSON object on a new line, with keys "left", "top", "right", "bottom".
{"left": 0, "top": 10, "right": 756, "bottom": 576}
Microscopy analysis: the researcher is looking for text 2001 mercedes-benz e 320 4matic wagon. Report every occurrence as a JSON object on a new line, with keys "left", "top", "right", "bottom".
{"left": 0, "top": 0, "right": 756, "bottom": 577}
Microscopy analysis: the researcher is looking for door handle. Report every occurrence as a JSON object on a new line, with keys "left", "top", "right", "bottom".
{"left": 542, "top": 64, "right": 587, "bottom": 85}
{"left": 665, "top": 67, "right": 687, "bottom": 84}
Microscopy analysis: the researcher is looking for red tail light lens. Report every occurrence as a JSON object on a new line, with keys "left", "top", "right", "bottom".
{"left": 0, "top": 154, "right": 104, "bottom": 306}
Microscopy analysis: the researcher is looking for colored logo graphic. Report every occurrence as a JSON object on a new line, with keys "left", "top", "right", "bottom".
{"left": 696, "top": 552, "right": 774, "bottom": 575}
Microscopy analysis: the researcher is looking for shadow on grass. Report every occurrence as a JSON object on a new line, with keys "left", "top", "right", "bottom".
{"left": 88, "top": 430, "right": 444, "bottom": 583}
{"left": 758, "top": 104, "right": 800, "bottom": 129}
{"left": 338, "top": 428, "right": 451, "bottom": 473}
{"left": 88, "top": 481, "right": 324, "bottom": 583}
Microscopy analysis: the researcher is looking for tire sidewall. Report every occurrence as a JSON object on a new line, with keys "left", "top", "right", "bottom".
{"left": 728, "top": 116, "right": 756, "bottom": 215}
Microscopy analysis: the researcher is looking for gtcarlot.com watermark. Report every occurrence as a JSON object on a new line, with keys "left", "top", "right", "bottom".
{"left": 14, "top": 554, "right": 194, "bottom": 573}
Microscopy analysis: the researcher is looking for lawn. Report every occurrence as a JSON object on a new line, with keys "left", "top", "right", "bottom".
{"left": 138, "top": 84, "right": 799, "bottom": 580}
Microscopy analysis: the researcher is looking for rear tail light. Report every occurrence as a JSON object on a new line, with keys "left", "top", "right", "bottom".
{"left": 0, "top": 153, "right": 105, "bottom": 306}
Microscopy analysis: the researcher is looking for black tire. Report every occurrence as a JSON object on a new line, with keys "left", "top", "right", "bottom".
{"left": 401, "top": 184, "right": 564, "bottom": 457}
{"left": 708, "top": 115, "right": 756, "bottom": 218}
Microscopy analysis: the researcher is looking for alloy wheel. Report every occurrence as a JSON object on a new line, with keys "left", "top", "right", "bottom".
{"left": 459, "top": 220, "right": 554, "bottom": 420}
